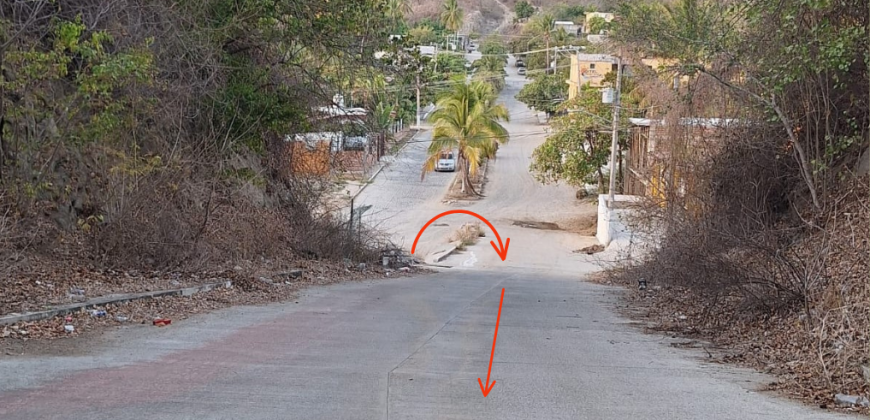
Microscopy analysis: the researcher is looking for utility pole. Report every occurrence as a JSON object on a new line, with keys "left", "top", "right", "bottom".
{"left": 608, "top": 55, "right": 623, "bottom": 205}
{"left": 415, "top": 70, "right": 421, "bottom": 128}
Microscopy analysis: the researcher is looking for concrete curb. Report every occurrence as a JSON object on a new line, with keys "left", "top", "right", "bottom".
{"left": 349, "top": 163, "right": 387, "bottom": 202}
{"left": 0, "top": 281, "right": 233, "bottom": 326}
{"left": 424, "top": 241, "right": 461, "bottom": 265}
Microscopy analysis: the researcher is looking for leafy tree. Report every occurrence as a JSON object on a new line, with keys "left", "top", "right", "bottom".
{"left": 530, "top": 81, "right": 637, "bottom": 190}
{"left": 416, "top": 18, "right": 447, "bottom": 33}
{"left": 434, "top": 53, "right": 468, "bottom": 77}
{"left": 423, "top": 79, "right": 510, "bottom": 194}
{"left": 552, "top": 4, "right": 587, "bottom": 23}
{"left": 514, "top": 0, "right": 535, "bottom": 19}
{"left": 473, "top": 55, "right": 508, "bottom": 73}
{"left": 528, "top": 14, "right": 557, "bottom": 71}
{"left": 586, "top": 16, "right": 610, "bottom": 34}
{"left": 479, "top": 35, "right": 508, "bottom": 57}
{"left": 409, "top": 25, "right": 437, "bottom": 45}
{"left": 515, "top": 73, "right": 567, "bottom": 117}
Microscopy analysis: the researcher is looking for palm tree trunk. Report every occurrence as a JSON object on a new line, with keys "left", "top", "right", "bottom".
{"left": 460, "top": 156, "right": 468, "bottom": 193}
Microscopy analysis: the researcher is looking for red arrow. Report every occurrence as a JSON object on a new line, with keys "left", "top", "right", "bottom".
{"left": 411, "top": 210, "right": 510, "bottom": 260}
{"left": 478, "top": 288, "right": 505, "bottom": 397}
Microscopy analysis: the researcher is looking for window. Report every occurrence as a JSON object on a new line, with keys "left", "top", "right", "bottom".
{"left": 589, "top": 63, "right": 596, "bottom": 69}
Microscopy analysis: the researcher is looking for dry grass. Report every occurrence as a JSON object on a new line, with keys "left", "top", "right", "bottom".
{"left": 449, "top": 222, "right": 485, "bottom": 249}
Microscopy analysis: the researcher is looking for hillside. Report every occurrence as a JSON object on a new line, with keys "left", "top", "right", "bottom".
{"left": 0, "top": 0, "right": 397, "bottom": 293}
{"left": 407, "top": 0, "right": 608, "bottom": 34}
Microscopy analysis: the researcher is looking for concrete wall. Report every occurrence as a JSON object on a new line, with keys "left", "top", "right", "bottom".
{"left": 596, "top": 194, "right": 643, "bottom": 247}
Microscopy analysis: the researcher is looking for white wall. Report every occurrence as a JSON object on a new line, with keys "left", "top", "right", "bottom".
{"left": 596, "top": 194, "right": 642, "bottom": 247}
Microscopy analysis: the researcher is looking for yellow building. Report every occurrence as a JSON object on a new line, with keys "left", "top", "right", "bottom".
{"left": 583, "top": 12, "right": 615, "bottom": 34}
{"left": 567, "top": 53, "right": 618, "bottom": 100}
{"left": 636, "top": 57, "right": 693, "bottom": 88}
{"left": 639, "top": 57, "right": 674, "bottom": 71}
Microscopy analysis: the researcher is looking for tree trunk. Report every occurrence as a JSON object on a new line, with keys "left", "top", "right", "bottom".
{"left": 597, "top": 168, "right": 605, "bottom": 193}
{"left": 460, "top": 155, "right": 467, "bottom": 193}
{"left": 0, "top": 46, "right": 5, "bottom": 180}
{"left": 617, "top": 145, "right": 623, "bottom": 193}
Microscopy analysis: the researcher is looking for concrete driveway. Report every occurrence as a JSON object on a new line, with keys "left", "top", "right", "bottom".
{"left": 0, "top": 66, "right": 849, "bottom": 420}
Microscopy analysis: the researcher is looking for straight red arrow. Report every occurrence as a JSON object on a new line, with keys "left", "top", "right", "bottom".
{"left": 478, "top": 288, "right": 505, "bottom": 397}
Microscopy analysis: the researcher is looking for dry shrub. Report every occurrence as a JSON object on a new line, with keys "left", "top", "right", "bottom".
{"left": 609, "top": 73, "right": 869, "bottom": 402}
{"left": 599, "top": 28, "right": 870, "bottom": 401}
{"left": 91, "top": 169, "right": 293, "bottom": 269}
{"left": 449, "top": 222, "right": 484, "bottom": 249}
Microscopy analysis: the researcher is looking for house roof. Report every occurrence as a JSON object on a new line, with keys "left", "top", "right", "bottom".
{"left": 629, "top": 118, "right": 653, "bottom": 126}
{"left": 313, "top": 106, "right": 368, "bottom": 120}
{"left": 629, "top": 118, "right": 739, "bottom": 128}
{"left": 575, "top": 53, "right": 617, "bottom": 63}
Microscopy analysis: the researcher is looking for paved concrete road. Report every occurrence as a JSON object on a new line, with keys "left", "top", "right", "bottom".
{"left": 0, "top": 60, "right": 849, "bottom": 420}
{"left": 0, "top": 270, "right": 846, "bottom": 420}
{"left": 354, "top": 128, "right": 458, "bottom": 257}
{"left": 357, "top": 57, "right": 599, "bottom": 265}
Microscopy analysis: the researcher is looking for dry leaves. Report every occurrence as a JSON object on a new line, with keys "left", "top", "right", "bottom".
{"left": 1, "top": 256, "right": 428, "bottom": 343}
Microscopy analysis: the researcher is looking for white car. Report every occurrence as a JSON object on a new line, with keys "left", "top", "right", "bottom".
{"left": 435, "top": 151, "right": 456, "bottom": 172}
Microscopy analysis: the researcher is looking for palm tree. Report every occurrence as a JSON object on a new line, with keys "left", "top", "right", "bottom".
{"left": 440, "top": 0, "right": 464, "bottom": 49}
{"left": 386, "top": 0, "right": 412, "bottom": 31}
{"left": 529, "top": 14, "right": 556, "bottom": 72}
{"left": 474, "top": 54, "right": 508, "bottom": 73}
{"left": 423, "top": 79, "right": 510, "bottom": 195}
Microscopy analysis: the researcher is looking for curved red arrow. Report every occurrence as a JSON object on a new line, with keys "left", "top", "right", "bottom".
{"left": 411, "top": 210, "right": 510, "bottom": 260}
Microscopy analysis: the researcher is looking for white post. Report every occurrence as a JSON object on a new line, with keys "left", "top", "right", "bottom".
{"left": 433, "top": 45, "right": 439, "bottom": 73}
{"left": 415, "top": 71, "right": 421, "bottom": 128}
{"left": 608, "top": 55, "right": 622, "bottom": 206}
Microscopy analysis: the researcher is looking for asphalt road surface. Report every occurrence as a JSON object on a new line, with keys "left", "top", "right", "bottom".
{"left": 0, "top": 59, "right": 848, "bottom": 420}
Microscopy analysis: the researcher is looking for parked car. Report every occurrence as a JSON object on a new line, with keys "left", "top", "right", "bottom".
{"left": 435, "top": 151, "right": 456, "bottom": 172}
{"left": 518, "top": 67, "right": 527, "bottom": 76}
{"left": 515, "top": 59, "right": 525, "bottom": 68}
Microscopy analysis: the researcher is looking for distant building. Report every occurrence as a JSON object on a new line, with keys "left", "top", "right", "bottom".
{"left": 625, "top": 117, "right": 738, "bottom": 203}
{"left": 567, "top": 53, "right": 619, "bottom": 99}
{"left": 418, "top": 45, "right": 436, "bottom": 57}
{"left": 454, "top": 34, "right": 470, "bottom": 51}
{"left": 554, "top": 21, "right": 581, "bottom": 37}
{"left": 583, "top": 12, "right": 615, "bottom": 34}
